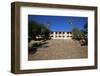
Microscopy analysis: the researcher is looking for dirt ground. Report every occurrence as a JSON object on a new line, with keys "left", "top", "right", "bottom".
{"left": 28, "top": 39, "right": 88, "bottom": 60}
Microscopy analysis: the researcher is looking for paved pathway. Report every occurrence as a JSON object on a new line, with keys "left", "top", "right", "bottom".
{"left": 28, "top": 39, "right": 88, "bottom": 60}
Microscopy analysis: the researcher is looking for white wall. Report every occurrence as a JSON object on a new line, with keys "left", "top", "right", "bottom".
{"left": 0, "top": 0, "right": 100, "bottom": 76}
{"left": 50, "top": 32, "right": 72, "bottom": 39}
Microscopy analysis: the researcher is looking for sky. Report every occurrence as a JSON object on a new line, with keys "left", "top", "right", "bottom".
{"left": 28, "top": 15, "right": 88, "bottom": 32}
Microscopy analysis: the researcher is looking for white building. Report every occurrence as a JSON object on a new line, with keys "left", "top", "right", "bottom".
{"left": 50, "top": 32, "right": 72, "bottom": 39}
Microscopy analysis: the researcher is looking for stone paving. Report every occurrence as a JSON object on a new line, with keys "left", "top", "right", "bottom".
{"left": 28, "top": 39, "right": 88, "bottom": 60}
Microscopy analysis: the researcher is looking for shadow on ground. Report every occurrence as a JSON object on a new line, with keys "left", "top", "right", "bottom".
{"left": 28, "top": 40, "right": 49, "bottom": 54}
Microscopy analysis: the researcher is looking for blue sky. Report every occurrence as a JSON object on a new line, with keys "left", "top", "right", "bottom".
{"left": 28, "top": 15, "right": 88, "bottom": 32}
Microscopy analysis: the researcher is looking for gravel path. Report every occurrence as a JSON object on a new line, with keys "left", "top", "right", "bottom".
{"left": 28, "top": 39, "right": 88, "bottom": 60}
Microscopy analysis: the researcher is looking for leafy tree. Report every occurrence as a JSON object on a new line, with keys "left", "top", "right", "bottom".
{"left": 72, "top": 27, "right": 84, "bottom": 40}
{"left": 28, "top": 21, "right": 51, "bottom": 41}
{"left": 41, "top": 28, "right": 50, "bottom": 40}
{"left": 28, "top": 21, "right": 41, "bottom": 40}
{"left": 82, "top": 23, "right": 88, "bottom": 34}
{"left": 81, "top": 23, "right": 88, "bottom": 45}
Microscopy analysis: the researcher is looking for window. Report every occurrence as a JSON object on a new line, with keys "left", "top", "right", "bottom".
{"left": 70, "top": 32, "right": 72, "bottom": 34}
{"left": 55, "top": 36, "right": 57, "bottom": 38}
{"left": 59, "top": 32, "right": 61, "bottom": 34}
{"left": 51, "top": 32, "right": 53, "bottom": 34}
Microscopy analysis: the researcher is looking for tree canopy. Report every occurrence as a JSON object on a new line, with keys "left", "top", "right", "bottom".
{"left": 72, "top": 23, "right": 88, "bottom": 45}
{"left": 28, "top": 21, "right": 51, "bottom": 41}
{"left": 72, "top": 27, "right": 84, "bottom": 40}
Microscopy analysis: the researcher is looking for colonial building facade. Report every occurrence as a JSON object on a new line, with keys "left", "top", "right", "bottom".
{"left": 50, "top": 32, "right": 72, "bottom": 39}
